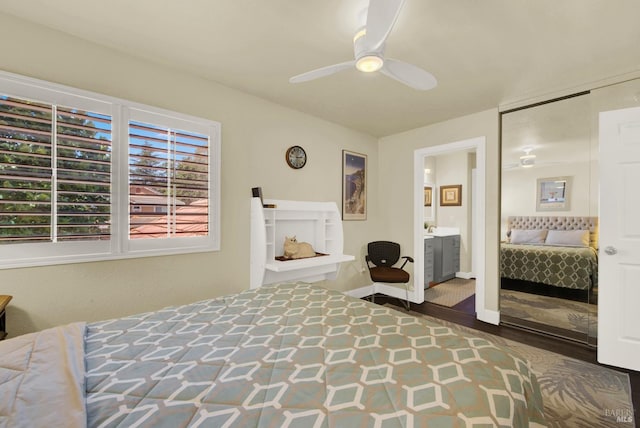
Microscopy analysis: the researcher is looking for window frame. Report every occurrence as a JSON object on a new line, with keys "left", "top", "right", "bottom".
{"left": 0, "top": 71, "right": 220, "bottom": 269}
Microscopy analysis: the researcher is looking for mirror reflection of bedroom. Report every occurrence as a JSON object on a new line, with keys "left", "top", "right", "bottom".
{"left": 500, "top": 93, "right": 598, "bottom": 345}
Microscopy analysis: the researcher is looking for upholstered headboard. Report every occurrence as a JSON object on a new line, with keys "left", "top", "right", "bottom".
{"left": 507, "top": 216, "right": 599, "bottom": 248}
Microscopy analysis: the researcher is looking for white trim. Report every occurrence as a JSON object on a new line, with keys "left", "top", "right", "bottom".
{"left": 455, "top": 272, "right": 474, "bottom": 280}
{"left": 344, "top": 285, "right": 375, "bottom": 299}
{"left": 477, "top": 309, "right": 500, "bottom": 326}
{"left": 414, "top": 137, "right": 490, "bottom": 322}
{"left": 343, "top": 283, "right": 412, "bottom": 301}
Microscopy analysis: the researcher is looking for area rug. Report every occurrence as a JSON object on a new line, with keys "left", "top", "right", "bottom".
{"left": 501, "top": 289, "right": 598, "bottom": 337}
{"left": 424, "top": 278, "right": 475, "bottom": 307}
{"left": 384, "top": 303, "right": 634, "bottom": 428}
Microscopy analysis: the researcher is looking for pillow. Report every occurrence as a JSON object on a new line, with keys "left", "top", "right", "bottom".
{"left": 545, "top": 229, "right": 589, "bottom": 247}
{"left": 510, "top": 229, "right": 548, "bottom": 244}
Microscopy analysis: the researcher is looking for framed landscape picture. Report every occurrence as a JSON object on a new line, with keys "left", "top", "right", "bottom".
{"left": 440, "top": 184, "right": 462, "bottom": 206}
{"left": 342, "top": 150, "right": 367, "bottom": 220}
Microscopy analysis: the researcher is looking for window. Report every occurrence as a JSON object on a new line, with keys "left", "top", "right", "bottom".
{"left": 0, "top": 72, "right": 220, "bottom": 268}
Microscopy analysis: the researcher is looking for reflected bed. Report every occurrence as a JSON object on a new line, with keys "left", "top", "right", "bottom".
{"left": 501, "top": 216, "right": 598, "bottom": 292}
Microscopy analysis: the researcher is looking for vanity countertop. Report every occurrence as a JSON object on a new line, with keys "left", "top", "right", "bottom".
{"left": 424, "top": 227, "right": 460, "bottom": 237}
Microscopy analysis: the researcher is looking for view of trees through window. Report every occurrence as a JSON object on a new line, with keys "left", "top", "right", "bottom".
{"left": 128, "top": 120, "right": 209, "bottom": 239}
{"left": 0, "top": 95, "right": 112, "bottom": 244}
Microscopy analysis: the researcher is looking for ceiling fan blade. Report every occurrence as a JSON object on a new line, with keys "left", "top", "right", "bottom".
{"left": 381, "top": 58, "right": 437, "bottom": 91}
{"left": 364, "top": 0, "right": 406, "bottom": 52}
{"left": 289, "top": 61, "right": 355, "bottom": 83}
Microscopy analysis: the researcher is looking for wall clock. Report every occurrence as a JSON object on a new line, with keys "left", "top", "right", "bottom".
{"left": 285, "top": 145, "right": 307, "bottom": 169}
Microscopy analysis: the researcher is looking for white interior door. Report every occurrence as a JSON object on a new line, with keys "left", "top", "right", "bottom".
{"left": 598, "top": 106, "right": 640, "bottom": 371}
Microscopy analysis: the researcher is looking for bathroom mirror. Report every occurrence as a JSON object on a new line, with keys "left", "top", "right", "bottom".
{"left": 423, "top": 156, "right": 436, "bottom": 223}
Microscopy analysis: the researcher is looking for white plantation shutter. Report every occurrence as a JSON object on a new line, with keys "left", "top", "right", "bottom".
{"left": 0, "top": 96, "right": 112, "bottom": 244}
{"left": 128, "top": 121, "right": 209, "bottom": 240}
{"left": 56, "top": 106, "right": 112, "bottom": 241}
{"left": 0, "top": 72, "right": 220, "bottom": 268}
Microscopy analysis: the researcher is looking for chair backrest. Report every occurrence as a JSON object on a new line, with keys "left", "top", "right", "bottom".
{"left": 367, "top": 241, "right": 401, "bottom": 267}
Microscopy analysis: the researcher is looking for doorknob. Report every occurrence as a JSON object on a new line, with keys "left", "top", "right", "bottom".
{"left": 604, "top": 246, "right": 617, "bottom": 255}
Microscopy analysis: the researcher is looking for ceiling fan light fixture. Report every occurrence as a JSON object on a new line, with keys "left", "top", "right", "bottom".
{"left": 356, "top": 55, "right": 384, "bottom": 73}
{"left": 519, "top": 154, "right": 536, "bottom": 168}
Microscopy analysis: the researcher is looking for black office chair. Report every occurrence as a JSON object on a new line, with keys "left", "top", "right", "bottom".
{"left": 365, "top": 241, "right": 414, "bottom": 309}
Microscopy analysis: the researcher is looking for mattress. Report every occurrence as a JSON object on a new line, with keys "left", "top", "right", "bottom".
{"left": 500, "top": 243, "right": 598, "bottom": 290}
{"left": 0, "top": 283, "right": 546, "bottom": 427}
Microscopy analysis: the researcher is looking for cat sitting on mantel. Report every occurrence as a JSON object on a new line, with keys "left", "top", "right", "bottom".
{"left": 283, "top": 236, "right": 316, "bottom": 259}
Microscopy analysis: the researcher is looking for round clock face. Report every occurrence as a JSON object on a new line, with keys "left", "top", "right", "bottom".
{"left": 286, "top": 145, "right": 307, "bottom": 169}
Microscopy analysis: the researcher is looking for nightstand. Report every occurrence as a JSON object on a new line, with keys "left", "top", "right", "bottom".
{"left": 0, "top": 295, "right": 12, "bottom": 340}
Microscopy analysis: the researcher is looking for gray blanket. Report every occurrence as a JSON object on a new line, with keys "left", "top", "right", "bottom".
{"left": 0, "top": 322, "right": 87, "bottom": 428}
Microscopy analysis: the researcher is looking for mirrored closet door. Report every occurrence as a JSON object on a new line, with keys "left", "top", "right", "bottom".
{"left": 500, "top": 93, "right": 598, "bottom": 345}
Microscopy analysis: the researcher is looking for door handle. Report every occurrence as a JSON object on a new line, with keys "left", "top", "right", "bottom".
{"left": 604, "top": 246, "right": 617, "bottom": 256}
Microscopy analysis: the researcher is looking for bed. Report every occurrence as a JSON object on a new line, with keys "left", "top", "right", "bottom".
{"left": 0, "top": 282, "right": 546, "bottom": 427}
{"left": 500, "top": 216, "right": 598, "bottom": 291}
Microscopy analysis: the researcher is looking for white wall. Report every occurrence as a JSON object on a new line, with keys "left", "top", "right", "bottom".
{"left": 501, "top": 160, "right": 598, "bottom": 239}
{"left": 378, "top": 109, "right": 500, "bottom": 313}
{"left": 0, "top": 14, "right": 380, "bottom": 337}
{"left": 434, "top": 151, "right": 473, "bottom": 272}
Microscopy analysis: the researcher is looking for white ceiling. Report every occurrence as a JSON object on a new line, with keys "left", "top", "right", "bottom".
{"left": 501, "top": 93, "right": 593, "bottom": 169}
{"left": 1, "top": 0, "right": 638, "bottom": 137}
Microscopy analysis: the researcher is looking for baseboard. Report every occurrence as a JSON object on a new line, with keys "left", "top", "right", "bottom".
{"left": 344, "top": 283, "right": 420, "bottom": 303}
{"left": 455, "top": 272, "right": 475, "bottom": 280}
{"left": 344, "top": 285, "right": 374, "bottom": 299}
{"left": 477, "top": 309, "right": 500, "bottom": 325}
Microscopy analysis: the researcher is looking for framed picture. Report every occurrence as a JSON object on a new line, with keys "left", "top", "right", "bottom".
{"left": 342, "top": 150, "right": 367, "bottom": 220}
{"left": 537, "top": 176, "right": 571, "bottom": 211}
{"left": 440, "top": 184, "right": 462, "bottom": 206}
{"left": 424, "top": 186, "right": 432, "bottom": 207}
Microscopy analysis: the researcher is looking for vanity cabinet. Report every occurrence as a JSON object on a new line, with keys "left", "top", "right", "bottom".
{"left": 424, "top": 238, "right": 435, "bottom": 287}
{"left": 425, "top": 235, "right": 460, "bottom": 287}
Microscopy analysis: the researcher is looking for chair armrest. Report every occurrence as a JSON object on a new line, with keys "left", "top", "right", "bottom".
{"left": 365, "top": 255, "right": 373, "bottom": 269}
{"left": 399, "top": 256, "right": 414, "bottom": 269}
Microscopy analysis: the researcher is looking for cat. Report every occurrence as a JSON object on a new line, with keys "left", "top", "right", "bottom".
{"left": 283, "top": 236, "right": 316, "bottom": 259}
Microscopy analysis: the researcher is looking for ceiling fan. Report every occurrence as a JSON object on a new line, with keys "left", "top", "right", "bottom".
{"left": 289, "top": 0, "right": 437, "bottom": 91}
{"left": 502, "top": 147, "right": 563, "bottom": 170}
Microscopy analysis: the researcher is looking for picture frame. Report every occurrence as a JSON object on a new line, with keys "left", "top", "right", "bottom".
{"left": 536, "top": 176, "right": 571, "bottom": 211}
{"left": 342, "top": 150, "right": 367, "bottom": 220}
{"left": 424, "top": 186, "right": 432, "bottom": 207}
{"left": 440, "top": 184, "right": 462, "bottom": 206}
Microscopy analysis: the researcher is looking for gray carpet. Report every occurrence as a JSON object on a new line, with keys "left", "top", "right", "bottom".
{"left": 384, "top": 303, "right": 634, "bottom": 428}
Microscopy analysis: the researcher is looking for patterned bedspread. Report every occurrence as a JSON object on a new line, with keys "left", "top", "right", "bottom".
{"left": 85, "top": 283, "right": 546, "bottom": 427}
{"left": 500, "top": 243, "right": 598, "bottom": 290}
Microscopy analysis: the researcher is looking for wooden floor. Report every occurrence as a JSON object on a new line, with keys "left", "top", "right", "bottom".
{"left": 372, "top": 294, "right": 640, "bottom": 418}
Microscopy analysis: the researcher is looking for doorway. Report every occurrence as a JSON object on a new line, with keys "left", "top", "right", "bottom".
{"left": 413, "top": 137, "right": 489, "bottom": 323}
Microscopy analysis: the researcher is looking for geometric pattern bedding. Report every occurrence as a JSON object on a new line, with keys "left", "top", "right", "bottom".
{"left": 500, "top": 243, "right": 598, "bottom": 290}
{"left": 85, "top": 282, "right": 546, "bottom": 427}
